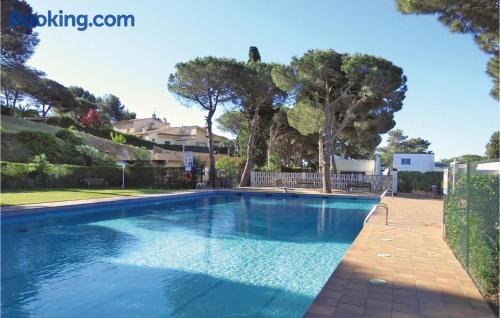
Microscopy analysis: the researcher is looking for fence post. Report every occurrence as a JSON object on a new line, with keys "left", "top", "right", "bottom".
{"left": 392, "top": 171, "right": 398, "bottom": 194}
{"left": 442, "top": 168, "right": 448, "bottom": 239}
{"left": 465, "top": 163, "right": 471, "bottom": 270}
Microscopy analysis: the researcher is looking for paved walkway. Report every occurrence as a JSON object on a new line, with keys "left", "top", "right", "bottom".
{"left": 304, "top": 195, "right": 495, "bottom": 318}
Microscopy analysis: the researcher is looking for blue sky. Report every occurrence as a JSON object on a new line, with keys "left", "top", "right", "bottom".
{"left": 27, "top": 0, "right": 498, "bottom": 159}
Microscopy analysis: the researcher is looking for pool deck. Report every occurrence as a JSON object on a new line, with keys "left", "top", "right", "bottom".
{"left": 304, "top": 194, "right": 495, "bottom": 318}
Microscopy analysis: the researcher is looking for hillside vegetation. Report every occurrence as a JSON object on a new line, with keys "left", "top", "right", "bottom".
{"left": 0, "top": 116, "right": 149, "bottom": 163}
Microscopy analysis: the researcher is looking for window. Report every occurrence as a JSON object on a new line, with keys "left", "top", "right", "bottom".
{"left": 401, "top": 158, "right": 411, "bottom": 165}
{"left": 164, "top": 141, "right": 170, "bottom": 145}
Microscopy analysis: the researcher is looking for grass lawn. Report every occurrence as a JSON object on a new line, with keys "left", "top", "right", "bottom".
{"left": 0, "top": 115, "right": 61, "bottom": 134}
{"left": 0, "top": 188, "right": 183, "bottom": 206}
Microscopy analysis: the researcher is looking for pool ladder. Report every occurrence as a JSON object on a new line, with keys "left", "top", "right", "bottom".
{"left": 377, "top": 203, "right": 389, "bottom": 225}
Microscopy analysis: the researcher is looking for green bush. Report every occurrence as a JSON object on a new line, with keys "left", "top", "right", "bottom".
{"left": 258, "top": 154, "right": 280, "bottom": 172}
{"left": 32, "top": 153, "right": 50, "bottom": 175}
{"left": 110, "top": 131, "right": 126, "bottom": 144}
{"left": 13, "top": 130, "right": 90, "bottom": 165}
{"left": 398, "top": 171, "right": 443, "bottom": 193}
{"left": 0, "top": 106, "right": 37, "bottom": 117}
{"left": 216, "top": 157, "right": 241, "bottom": 178}
{"left": 21, "top": 109, "right": 39, "bottom": 118}
{"left": 56, "top": 129, "right": 85, "bottom": 145}
{"left": 16, "top": 130, "right": 68, "bottom": 163}
{"left": 74, "top": 145, "right": 116, "bottom": 166}
{"left": 46, "top": 116, "right": 81, "bottom": 129}
{"left": 1, "top": 105, "right": 14, "bottom": 116}
{"left": 1, "top": 132, "right": 32, "bottom": 162}
{"left": 1, "top": 161, "right": 37, "bottom": 176}
{"left": 31, "top": 153, "right": 51, "bottom": 186}
{"left": 132, "top": 148, "right": 150, "bottom": 161}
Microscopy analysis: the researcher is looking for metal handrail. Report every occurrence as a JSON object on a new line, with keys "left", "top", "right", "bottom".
{"left": 381, "top": 188, "right": 394, "bottom": 199}
{"left": 377, "top": 203, "right": 389, "bottom": 225}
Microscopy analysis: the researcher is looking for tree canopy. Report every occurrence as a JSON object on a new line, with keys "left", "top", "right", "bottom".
{"left": 396, "top": 0, "right": 499, "bottom": 99}
{"left": 1, "top": 0, "right": 39, "bottom": 65}
{"left": 27, "top": 78, "right": 76, "bottom": 118}
{"left": 1, "top": 63, "right": 43, "bottom": 109}
{"left": 378, "top": 129, "right": 432, "bottom": 166}
{"left": 274, "top": 50, "right": 406, "bottom": 192}
{"left": 216, "top": 111, "right": 248, "bottom": 156}
{"left": 248, "top": 46, "right": 261, "bottom": 63}
{"left": 235, "top": 58, "right": 288, "bottom": 186}
{"left": 486, "top": 131, "right": 499, "bottom": 159}
{"left": 98, "top": 94, "right": 136, "bottom": 122}
{"left": 68, "top": 86, "right": 99, "bottom": 119}
{"left": 168, "top": 57, "right": 245, "bottom": 188}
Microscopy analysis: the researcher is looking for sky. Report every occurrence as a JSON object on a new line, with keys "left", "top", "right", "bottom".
{"left": 26, "top": 0, "right": 499, "bottom": 160}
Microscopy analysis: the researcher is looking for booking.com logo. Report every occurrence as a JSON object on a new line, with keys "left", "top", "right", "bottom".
{"left": 9, "top": 10, "right": 135, "bottom": 31}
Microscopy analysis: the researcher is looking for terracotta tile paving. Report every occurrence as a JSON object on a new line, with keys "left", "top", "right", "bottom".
{"left": 304, "top": 195, "right": 495, "bottom": 318}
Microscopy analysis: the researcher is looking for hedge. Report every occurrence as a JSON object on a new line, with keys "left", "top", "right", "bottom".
{"left": 397, "top": 171, "right": 443, "bottom": 193}
{"left": 1, "top": 162, "right": 196, "bottom": 189}
{"left": 444, "top": 166, "right": 499, "bottom": 313}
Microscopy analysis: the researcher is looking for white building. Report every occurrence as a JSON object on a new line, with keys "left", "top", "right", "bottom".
{"left": 112, "top": 117, "right": 170, "bottom": 135}
{"left": 393, "top": 153, "right": 443, "bottom": 172}
{"left": 333, "top": 154, "right": 382, "bottom": 175}
{"left": 476, "top": 161, "right": 500, "bottom": 174}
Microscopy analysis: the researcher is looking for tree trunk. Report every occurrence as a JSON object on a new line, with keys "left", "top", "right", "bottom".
{"left": 266, "top": 127, "right": 273, "bottom": 170}
{"left": 318, "top": 135, "right": 324, "bottom": 172}
{"left": 12, "top": 90, "right": 19, "bottom": 109}
{"left": 267, "top": 126, "right": 276, "bottom": 169}
{"left": 322, "top": 111, "right": 333, "bottom": 194}
{"left": 206, "top": 110, "right": 217, "bottom": 189}
{"left": 41, "top": 104, "right": 51, "bottom": 118}
{"left": 239, "top": 107, "right": 260, "bottom": 187}
{"left": 235, "top": 134, "right": 240, "bottom": 157}
{"left": 331, "top": 137, "right": 338, "bottom": 173}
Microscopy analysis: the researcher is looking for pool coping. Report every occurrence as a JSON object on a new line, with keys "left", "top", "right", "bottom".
{"left": 0, "top": 188, "right": 382, "bottom": 218}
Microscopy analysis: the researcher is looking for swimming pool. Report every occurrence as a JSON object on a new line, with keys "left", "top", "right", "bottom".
{"left": 1, "top": 192, "right": 378, "bottom": 317}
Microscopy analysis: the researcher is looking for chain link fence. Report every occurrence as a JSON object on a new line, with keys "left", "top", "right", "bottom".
{"left": 443, "top": 162, "right": 499, "bottom": 312}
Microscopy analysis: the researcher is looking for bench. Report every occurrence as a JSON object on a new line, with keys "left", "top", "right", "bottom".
{"left": 82, "top": 178, "right": 109, "bottom": 188}
{"left": 346, "top": 181, "right": 371, "bottom": 192}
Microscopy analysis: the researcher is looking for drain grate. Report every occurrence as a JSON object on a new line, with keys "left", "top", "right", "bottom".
{"left": 377, "top": 253, "right": 392, "bottom": 257}
{"left": 369, "top": 278, "right": 387, "bottom": 285}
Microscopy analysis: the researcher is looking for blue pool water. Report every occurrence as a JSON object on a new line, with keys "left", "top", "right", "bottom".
{"left": 1, "top": 193, "right": 377, "bottom": 318}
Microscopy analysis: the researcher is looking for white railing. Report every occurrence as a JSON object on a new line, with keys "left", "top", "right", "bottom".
{"left": 250, "top": 171, "right": 392, "bottom": 192}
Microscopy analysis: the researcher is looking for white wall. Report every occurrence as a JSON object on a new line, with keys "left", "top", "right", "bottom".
{"left": 477, "top": 162, "right": 500, "bottom": 174}
{"left": 393, "top": 153, "right": 435, "bottom": 172}
{"left": 335, "top": 159, "right": 376, "bottom": 174}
